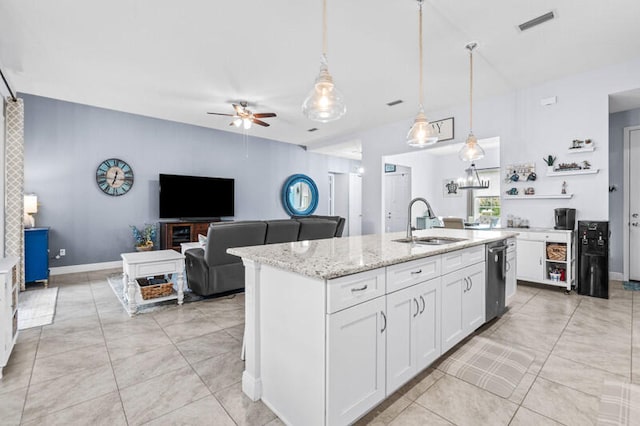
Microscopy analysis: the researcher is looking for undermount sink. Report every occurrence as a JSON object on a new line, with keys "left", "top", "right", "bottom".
{"left": 393, "top": 236, "right": 468, "bottom": 246}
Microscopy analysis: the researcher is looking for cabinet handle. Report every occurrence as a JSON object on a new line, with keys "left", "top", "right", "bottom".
{"left": 468, "top": 276, "right": 473, "bottom": 291}
{"left": 413, "top": 298, "right": 420, "bottom": 317}
{"left": 539, "top": 257, "right": 542, "bottom": 265}
{"left": 463, "top": 277, "right": 469, "bottom": 293}
{"left": 351, "top": 284, "right": 368, "bottom": 292}
{"left": 411, "top": 269, "right": 423, "bottom": 275}
{"left": 506, "top": 260, "right": 511, "bottom": 272}
{"left": 419, "top": 295, "right": 425, "bottom": 314}
{"left": 381, "top": 311, "right": 387, "bottom": 333}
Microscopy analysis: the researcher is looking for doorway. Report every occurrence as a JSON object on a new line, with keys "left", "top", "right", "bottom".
{"left": 384, "top": 166, "right": 411, "bottom": 233}
{"left": 330, "top": 172, "right": 362, "bottom": 236}
{"left": 624, "top": 125, "right": 640, "bottom": 281}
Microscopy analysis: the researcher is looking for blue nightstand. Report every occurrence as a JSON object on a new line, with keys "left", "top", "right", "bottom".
{"left": 25, "top": 227, "right": 49, "bottom": 286}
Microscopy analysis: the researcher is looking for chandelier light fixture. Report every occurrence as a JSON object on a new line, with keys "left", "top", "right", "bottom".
{"left": 407, "top": 0, "right": 438, "bottom": 148}
{"left": 302, "top": 0, "right": 346, "bottom": 122}
{"left": 458, "top": 42, "right": 485, "bottom": 161}
{"left": 458, "top": 163, "right": 490, "bottom": 190}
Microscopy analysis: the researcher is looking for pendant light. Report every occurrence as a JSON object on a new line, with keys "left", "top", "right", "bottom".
{"left": 407, "top": 0, "right": 438, "bottom": 147}
{"left": 302, "top": 0, "right": 346, "bottom": 122}
{"left": 458, "top": 42, "right": 485, "bottom": 161}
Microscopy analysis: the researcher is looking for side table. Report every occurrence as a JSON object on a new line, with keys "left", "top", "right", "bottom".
{"left": 24, "top": 227, "right": 50, "bottom": 289}
{"left": 120, "top": 250, "right": 185, "bottom": 316}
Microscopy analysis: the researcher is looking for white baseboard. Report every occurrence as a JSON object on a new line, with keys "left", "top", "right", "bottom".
{"left": 609, "top": 272, "right": 624, "bottom": 281}
{"left": 50, "top": 261, "right": 121, "bottom": 276}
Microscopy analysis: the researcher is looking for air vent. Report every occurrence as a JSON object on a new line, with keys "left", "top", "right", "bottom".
{"left": 307, "top": 128, "right": 319, "bottom": 132}
{"left": 518, "top": 11, "right": 555, "bottom": 31}
{"left": 386, "top": 99, "right": 403, "bottom": 107}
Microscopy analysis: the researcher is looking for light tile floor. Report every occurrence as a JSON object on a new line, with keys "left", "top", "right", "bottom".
{"left": 0, "top": 270, "right": 635, "bottom": 425}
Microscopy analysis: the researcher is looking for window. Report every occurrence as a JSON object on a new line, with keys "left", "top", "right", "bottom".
{"left": 473, "top": 168, "right": 501, "bottom": 220}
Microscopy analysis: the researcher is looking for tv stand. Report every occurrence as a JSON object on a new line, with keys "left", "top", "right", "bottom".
{"left": 160, "top": 221, "right": 212, "bottom": 251}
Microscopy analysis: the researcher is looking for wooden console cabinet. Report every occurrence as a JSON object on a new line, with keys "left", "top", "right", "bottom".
{"left": 160, "top": 221, "right": 211, "bottom": 251}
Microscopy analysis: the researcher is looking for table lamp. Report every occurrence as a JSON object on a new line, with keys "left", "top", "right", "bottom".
{"left": 23, "top": 194, "right": 38, "bottom": 228}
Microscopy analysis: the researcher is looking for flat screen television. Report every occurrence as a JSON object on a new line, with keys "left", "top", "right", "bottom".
{"left": 159, "top": 173, "right": 234, "bottom": 219}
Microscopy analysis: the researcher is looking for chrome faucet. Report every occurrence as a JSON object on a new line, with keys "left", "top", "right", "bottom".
{"left": 406, "top": 197, "right": 436, "bottom": 240}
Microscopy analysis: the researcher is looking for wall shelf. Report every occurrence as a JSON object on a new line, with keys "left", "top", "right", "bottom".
{"left": 567, "top": 146, "right": 595, "bottom": 154}
{"left": 503, "top": 194, "right": 573, "bottom": 199}
{"left": 547, "top": 169, "right": 598, "bottom": 177}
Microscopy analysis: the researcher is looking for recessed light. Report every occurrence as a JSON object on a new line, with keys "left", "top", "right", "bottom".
{"left": 308, "top": 128, "right": 319, "bottom": 132}
{"left": 386, "top": 100, "right": 403, "bottom": 107}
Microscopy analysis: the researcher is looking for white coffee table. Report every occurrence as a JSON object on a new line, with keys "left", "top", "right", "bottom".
{"left": 121, "top": 250, "right": 185, "bottom": 316}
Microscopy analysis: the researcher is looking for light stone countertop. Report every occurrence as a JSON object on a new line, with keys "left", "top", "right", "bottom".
{"left": 228, "top": 228, "right": 519, "bottom": 280}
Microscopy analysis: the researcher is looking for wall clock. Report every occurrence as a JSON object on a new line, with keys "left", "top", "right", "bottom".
{"left": 95, "top": 158, "right": 134, "bottom": 196}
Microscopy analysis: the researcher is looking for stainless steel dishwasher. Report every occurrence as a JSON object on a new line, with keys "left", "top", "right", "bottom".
{"left": 486, "top": 240, "right": 508, "bottom": 322}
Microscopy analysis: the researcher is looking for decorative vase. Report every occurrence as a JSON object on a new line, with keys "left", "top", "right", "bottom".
{"left": 136, "top": 245, "right": 153, "bottom": 252}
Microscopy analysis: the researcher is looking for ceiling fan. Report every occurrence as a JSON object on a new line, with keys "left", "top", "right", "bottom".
{"left": 207, "top": 101, "right": 276, "bottom": 129}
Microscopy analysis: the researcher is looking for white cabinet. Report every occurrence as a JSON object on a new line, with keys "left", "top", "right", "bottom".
{"left": 0, "top": 257, "right": 19, "bottom": 379}
{"left": 327, "top": 296, "right": 386, "bottom": 426}
{"left": 442, "top": 262, "right": 486, "bottom": 353}
{"left": 242, "top": 241, "right": 501, "bottom": 426}
{"left": 516, "top": 230, "right": 574, "bottom": 291}
{"left": 516, "top": 239, "right": 544, "bottom": 282}
{"left": 386, "top": 277, "right": 440, "bottom": 394}
{"left": 506, "top": 239, "right": 517, "bottom": 304}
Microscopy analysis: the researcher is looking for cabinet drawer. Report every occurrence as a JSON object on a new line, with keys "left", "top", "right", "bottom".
{"left": 327, "top": 268, "right": 385, "bottom": 314}
{"left": 135, "top": 260, "right": 183, "bottom": 278}
{"left": 386, "top": 256, "right": 440, "bottom": 293}
{"left": 507, "top": 238, "right": 516, "bottom": 254}
{"left": 441, "top": 245, "right": 485, "bottom": 275}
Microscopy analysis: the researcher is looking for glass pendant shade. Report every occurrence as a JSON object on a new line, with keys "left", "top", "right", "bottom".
{"left": 302, "top": 55, "right": 346, "bottom": 123}
{"left": 407, "top": 107, "right": 438, "bottom": 147}
{"left": 458, "top": 132, "right": 485, "bottom": 161}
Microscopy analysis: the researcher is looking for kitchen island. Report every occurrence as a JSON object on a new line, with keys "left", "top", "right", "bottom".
{"left": 229, "top": 228, "right": 518, "bottom": 426}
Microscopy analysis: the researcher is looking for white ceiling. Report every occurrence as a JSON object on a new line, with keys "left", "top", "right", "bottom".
{"left": 2, "top": 0, "right": 640, "bottom": 152}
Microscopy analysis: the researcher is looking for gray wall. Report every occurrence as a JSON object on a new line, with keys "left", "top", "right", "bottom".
{"left": 22, "top": 94, "right": 359, "bottom": 267}
{"left": 609, "top": 108, "right": 640, "bottom": 274}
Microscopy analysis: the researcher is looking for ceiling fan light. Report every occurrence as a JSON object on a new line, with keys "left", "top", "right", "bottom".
{"left": 233, "top": 117, "right": 243, "bottom": 127}
{"left": 302, "top": 58, "right": 346, "bottom": 123}
{"left": 407, "top": 108, "right": 438, "bottom": 147}
{"left": 242, "top": 118, "right": 252, "bottom": 130}
{"left": 458, "top": 132, "right": 485, "bottom": 161}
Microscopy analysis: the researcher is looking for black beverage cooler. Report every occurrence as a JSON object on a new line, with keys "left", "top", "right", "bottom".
{"left": 577, "top": 221, "right": 609, "bottom": 299}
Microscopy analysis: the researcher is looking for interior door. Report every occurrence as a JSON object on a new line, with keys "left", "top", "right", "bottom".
{"left": 349, "top": 173, "right": 363, "bottom": 236}
{"left": 631, "top": 129, "right": 640, "bottom": 281}
{"left": 385, "top": 172, "right": 411, "bottom": 233}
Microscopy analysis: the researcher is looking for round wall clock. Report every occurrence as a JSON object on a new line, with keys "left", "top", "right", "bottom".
{"left": 95, "top": 158, "right": 134, "bottom": 196}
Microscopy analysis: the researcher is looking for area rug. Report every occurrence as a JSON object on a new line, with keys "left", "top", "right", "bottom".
{"left": 597, "top": 381, "right": 640, "bottom": 425}
{"left": 18, "top": 287, "right": 59, "bottom": 329}
{"left": 107, "top": 273, "right": 203, "bottom": 314}
{"left": 623, "top": 281, "right": 640, "bottom": 291}
{"left": 438, "top": 336, "right": 534, "bottom": 398}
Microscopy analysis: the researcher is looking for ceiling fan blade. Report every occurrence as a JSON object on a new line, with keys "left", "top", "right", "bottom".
{"left": 207, "top": 112, "right": 234, "bottom": 117}
{"left": 253, "top": 112, "right": 277, "bottom": 118}
{"left": 252, "top": 118, "right": 270, "bottom": 127}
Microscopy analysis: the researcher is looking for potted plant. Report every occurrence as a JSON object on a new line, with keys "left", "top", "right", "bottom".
{"left": 543, "top": 155, "right": 556, "bottom": 172}
{"left": 130, "top": 223, "right": 157, "bottom": 251}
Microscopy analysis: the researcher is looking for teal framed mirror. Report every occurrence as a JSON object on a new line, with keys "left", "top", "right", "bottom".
{"left": 282, "top": 174, "right": 318, "bottom": 216}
